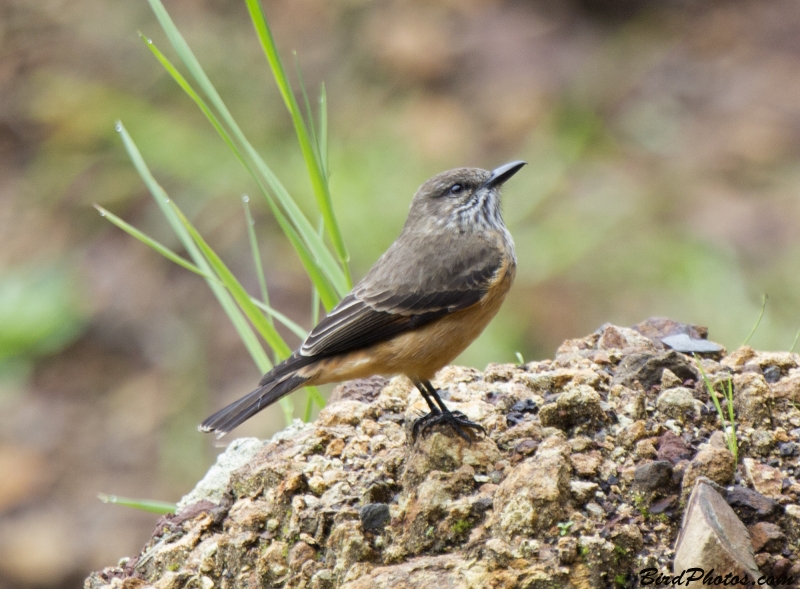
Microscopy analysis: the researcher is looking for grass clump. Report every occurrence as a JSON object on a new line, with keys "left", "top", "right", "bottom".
{"left": 694, "top": 357, "right": 738, "bottom": 463}
{"left": 99, "top": 0, "right": 352, "bottom": 426}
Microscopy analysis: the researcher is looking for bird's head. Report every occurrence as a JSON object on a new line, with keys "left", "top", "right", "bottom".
{"left": 405, "top": 161, "right": 526, "bottom": 234}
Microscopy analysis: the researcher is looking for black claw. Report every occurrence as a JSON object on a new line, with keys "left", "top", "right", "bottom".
{"left": 411, "top": 409, "right": 485, "bottom": 442}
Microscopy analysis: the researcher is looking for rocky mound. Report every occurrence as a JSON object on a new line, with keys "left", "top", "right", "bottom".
{"left": 84, "top": 319, "right": 800, "bottom": 589}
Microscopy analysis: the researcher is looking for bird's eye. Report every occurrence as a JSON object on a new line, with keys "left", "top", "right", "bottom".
{"left": 449, "top": 184, "right": 463, "bottom": 195}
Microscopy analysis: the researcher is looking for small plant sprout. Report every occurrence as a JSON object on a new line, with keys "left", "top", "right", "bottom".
{"left": 557, "top": 521, "right": 574, "bottom": 536}
{"left": 790, "top": 327, "right": 800, "bottom": 354}
{"left": 694, "top": 357, "right": 738, "bottom": 463}
{"left": 741, "top": 293, "right": 767, "bottom": 347}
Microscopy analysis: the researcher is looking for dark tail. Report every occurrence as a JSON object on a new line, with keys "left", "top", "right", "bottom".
{"left": 199, "top": 373, "right": 309, "bottom": 438}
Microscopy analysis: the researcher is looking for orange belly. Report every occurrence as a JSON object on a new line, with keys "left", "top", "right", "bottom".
{"left": 302, "top": 258, "right": 515, "bottom": 384}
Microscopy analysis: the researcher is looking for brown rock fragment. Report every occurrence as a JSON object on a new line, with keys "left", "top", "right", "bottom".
{"left": 743, "top": 458, "right": 784, "bottom": 499}
{"left": 748, "top": 522, "right": 785, "bottom": 553}
{"left": 538, "top": 385, "right": 607, "bottom": 430}
{"left": 490, "top": 433, "right": 571, "bottom": 540}
{"left": 674, "top": 478, "right": 763, "bottom": 587}
{"left": 682, "top": 448, "right": 735, "bottom": 496}
{"left": 657, "top": 431, "right": 692, "bottom": 464}
{"left": 733, "top": 373, "right": 774, "bottom": 425}
{"left": 569, "top": 450, "right": 602, "bottom": 478}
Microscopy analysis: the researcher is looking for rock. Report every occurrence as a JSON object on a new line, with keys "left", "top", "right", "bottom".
{"left": 726, "top": 486, "right": 782, "bottom": 524}
{"left": 607, "top": 385, "right": 646, "bottom": 420}
{"left": 733, "top": 373, "right": 773, "bottom": 425}
{"left": 682, "top": 448, "right": 735, "bottom": 496}
{"left": 785, "top": 504, "right": 800, "bottom": 523}
{"left": 337, "top": 555, "right": 465, "bottom": 589}
{"left": 612, "top": 351, "right": 698, "bottom": 390}
{"left": 635, "top": 438, "right": 658, "bottom": 459}
{"left": 569, "top": 481, "right": 599, "bottom": 504}
{"left": 557, "top": 536, "right": 578, "bottom": 564}
{"left": 538, "top": 385, "right": 607, "bottom": 430}
{"left": 617, "top": 420, "right": 647, "bottom": 448}
{"left": 176, "top": 437, "right": 265, "bottom": 512}
{"left": 596, "top": 324, "right": 657, "bottom": 352}
{"left": 770, "top": 372, "right": 800, "bottom": 402}
{"left": 360, "top": 504, "right": 391, "bottom": 533}
{"left": 482, "top": 363, "right": 517, "bottom": 382}
{"left": 575, "top": 534, "right": 634, "bottom": 587}
{"left": 509, "top": 398, "right": 538, "bottom": 414}
{"left": 490, "top": 433, "right": 571, "bottom": 540}
{"left": 674, "top": 478, "right": 762, "bottom": 587}
{"left": 750, "top": 352, "right": 798, "bottom": 374}
{"left": 656, "top": 387, "right": 702, "bottom": 422}
{"left": 750, "top": 429, "right": 775, "bottom": 456}
{"left": 401, "top": 431, "right": 500, "bottom": 489}
{"left": 722, "top": 346, "right": 756, "bottom": 369}
{"left": 325, "top": 438, "right": 346, "bottom": 457}
{"left": 329, "top": 376, "right": 389, "bottom": 404}
{"left": 748, "top": 522, "right": 785, "bottom": 553}
{"left": 662, "top": 333, "right": 723, "bottom": 354}
{"left": 569, "top": 451, "right": 602, "bottom": 478}
{"left": 81, "top": 323, "right": 800, "bottom": 589}
{"left": 657, "top": 431, "right": 692, "bottom": 464}
{"left": 632, "top": 317, "right": 710, "bottom": 344}
{"left": 743, "top": 458, "right": 783, "bottom": 499}
{"left": 318, "top": 400, "right": 375, "bottom": 427}
{"left": 633, "top": 461, "right": 674, "bottom": 493}
{"left": 289, "top": 541, "right": 317, "bottom": 570}
{"left": 763, "top": 366, "right": 781, "bottom": 383}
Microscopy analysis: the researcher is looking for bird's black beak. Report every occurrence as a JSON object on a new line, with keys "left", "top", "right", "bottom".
{"left": 482, "top": 160, "right": 527, "bottom": 189}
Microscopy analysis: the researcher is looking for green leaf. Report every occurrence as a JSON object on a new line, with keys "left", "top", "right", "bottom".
{"left": 242, "top": 0, "right": 351, "bottom": 282}
{"left": 94, "top": 205, "right": 211, "bottom": 279}
{"left": 138, "top": 33, "right": 342, "bottom": 310}
{"left": 98, "top": 493, "right": 176, "bottom": 514}
{"left": 142, "top": 2, "right": 351, "bottom": 301}
{"left": 167, "top": 200, "right": 293, "bottom": 359}
{"left": 115, "top": 122, "right": 283, "bottom": 419}
{"left": 96, "top": 205, "right": 307, "bottom": 341}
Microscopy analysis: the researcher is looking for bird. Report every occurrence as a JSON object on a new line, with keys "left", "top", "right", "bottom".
{"left": 200, "top": 160, "right": 526, "bottom": 440}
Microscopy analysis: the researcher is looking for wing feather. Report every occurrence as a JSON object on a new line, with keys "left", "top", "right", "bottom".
{"left": 299, "top": 239, "right": 505, "bottom": 358}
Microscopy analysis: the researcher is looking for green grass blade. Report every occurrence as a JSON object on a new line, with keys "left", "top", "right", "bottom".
{"left": 790, "top": 327, "right": 800, "bottom": 353}
{"left": 311, "top": 217, "right": 325, "bottom": 326}
{"left": 116, "top": 121, "right": 275, "bottom": 390}
{"left": 293, "top": 51, "right": 320, "bottom": 164}
{"left": 98, "top": 493, "right": 176, "bottom": 514}
{"left": 148, "top": 0, "right": 352, "bottom": 298}
{"left": 242, "top": 196, "right": 271, "bottom": 316}
{"left": 249, "top": 299, "right": 306, "bottom": 340}
{"left": 164, "top": 198, "right": 296, "bottom": 424}
{"left": 97, "top": 204, "right": 304, "bottom": 342}
{"left": 94, "top": 205, "right": 211, "bottom": 280}
{"left": 742, "top": 293, "right": 767, "bottom": 347}
{"left": 167, "top": 200, "right": 293, "bottom": 359}
{"left": 694, "top": 357, "right": 737, "bottom": 461}
{"left": 319, "top": 83, "right": 328, "bottom": 177}
{"left": 308, "top": 385, "right": 326, "bottom": 409}
{"left": 242, "top": 0, "right": 351, "bottom": 280}
{"left": 725, "top": 379, "right": 735, "bottom": 425}
{"left": 139, "top": 34, "right": 343, "bottom": 309}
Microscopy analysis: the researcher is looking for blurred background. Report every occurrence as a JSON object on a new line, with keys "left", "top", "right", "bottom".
{"left": 1, "top": 0, "right": 800, "bottom": 586}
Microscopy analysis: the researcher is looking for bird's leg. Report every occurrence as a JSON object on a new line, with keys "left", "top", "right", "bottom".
{"left": 412, "top": 378, "right": 442, "bottom": 414}
{"left": 411, "top": 378, "right": 441, "bottom": 440}
{"left": 411, "top": 379, "right": 486, "bottom": 441}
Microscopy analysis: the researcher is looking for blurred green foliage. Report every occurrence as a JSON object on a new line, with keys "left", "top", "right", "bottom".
{"left": 0, "top": 264, "right": 86, "bottom": 385}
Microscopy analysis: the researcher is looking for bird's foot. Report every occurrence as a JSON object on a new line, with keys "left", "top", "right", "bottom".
{"left": 411, "top": 409, "right": 485, "bottom": 442}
